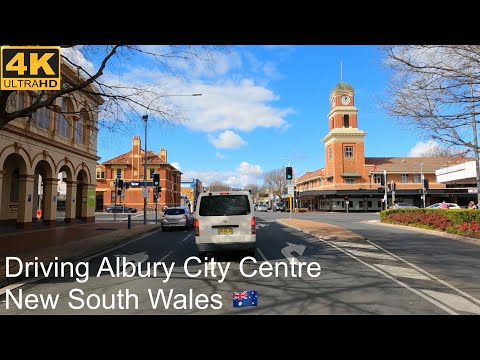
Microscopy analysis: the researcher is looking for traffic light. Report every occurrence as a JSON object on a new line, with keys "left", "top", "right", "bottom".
{"left": 153, "top": 173, "right": 160, "bottom": 187}
{"left": 285, "top": 166, "right": 293, "bottom": 180}
{"left": 380, "top": 175, "right": 386, "bottom": 186}
{"left": 117, "top": 179, "right": 123, "bottom": 188}
{"left": 117, "top": 189, "right": 122, "bottom": 196}
{"left": 392, "top": 182, "right": 396, "bottom": 191}
{"left": 387, "top": 183, "right": 391, "bottom": 191}
{"left": 157, "top": 186, "right": 162, "bottom": 193}
{"left": 423, "top": 178, "right": 429, "bottom": 190}
{"left": 125, "top": 182, "right": 130, "bottom": 190}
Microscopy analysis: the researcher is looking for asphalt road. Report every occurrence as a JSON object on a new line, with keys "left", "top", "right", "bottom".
{"left": 2, "top": 211, "right": 480, "bottom": 314}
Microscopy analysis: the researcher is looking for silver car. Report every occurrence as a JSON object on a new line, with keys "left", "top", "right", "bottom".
{"left": 257, "top": 204, "right": 268, "bottom": 212}
{"left": 390, "top": 202, "right": 419, "bottom": 209}
{"left": 161, "top": 206, "right": 194, "bottom": 231}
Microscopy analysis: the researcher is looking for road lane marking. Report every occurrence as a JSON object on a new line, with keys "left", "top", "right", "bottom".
{"left": 333, "top": 242, "right": 378, "bottom": 250}
{"left": 322, "top": 239, "right": 457, "bottom": 315}
{"left": 421, "top": 290, "right": 480, "bottom": 314}
{"left": 346, "top": 249, "right": 397, "bottom": 261}
{"left": 374, "top": 264, "right": 432, "bottom": 281}
{"left": 181, "top": 234, "right": 192, "bottom": 242}
{"left": 367, "top": 240, "right": 480, "bottom": 307}
{"left": 120, "top": 213, "right": 143, "bottom": 221}
{"left": 257, "top": 248, "right": 268, "bottom": 262}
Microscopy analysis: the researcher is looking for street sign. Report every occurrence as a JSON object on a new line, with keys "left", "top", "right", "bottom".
{"left": 142, "top": 188, "right": 148, "bottom": 199}
{"left": 288, "top": 185, "right": 294, "bottom": 195}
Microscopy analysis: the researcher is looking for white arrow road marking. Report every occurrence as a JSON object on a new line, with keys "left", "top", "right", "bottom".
{"left": 421, "top": 290, "right": 480, "bottom": 314}
{"left": 255, "top": 224, "right": 268, "bottom": 229}
{"left": 115, "top": 252, "right": 149, "bottom": 276}
{"left": 374, "top": 264, "right": 432, "bottom": 281}
{"left": 281, "top": 242, "right": 306, "bottom": 265}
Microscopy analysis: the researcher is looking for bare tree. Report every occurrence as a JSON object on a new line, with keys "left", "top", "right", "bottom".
{"left": 264, "top": 167, "right": 288, "bottom": 198}
{"left": 380, "top": 45, "right": 480, "bottom": 203}
{"left": 0, "top": 45, "right": 229, "bottom": 136}
{"left": 207, "top": 181, "right": 231, "bottom": 191}
{"left": 243, "top": 183, "right": 263, "bottom": 201}
{"left": 419, "top": 146, "right": 465, "bottom": 158}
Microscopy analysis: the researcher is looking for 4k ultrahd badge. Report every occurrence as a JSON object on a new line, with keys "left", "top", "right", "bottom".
{"left": 1, "top": 46, "right": 61, "bottom": 90}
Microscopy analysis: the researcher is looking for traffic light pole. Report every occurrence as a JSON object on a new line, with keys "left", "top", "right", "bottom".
{"left": 114, "top": 179, "right": 117, "bottom": 221}
{"left": 384, "top": 170, "right": 388, "bottom": 210}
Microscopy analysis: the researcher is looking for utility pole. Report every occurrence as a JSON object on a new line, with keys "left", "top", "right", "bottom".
{"left": 470, "top": 83, "right": 480, "bottom": 206}
{"left": 421, "top": 162, "right": 426, "bottom": 208}
{"left": 383, "top": 170, "right": 387, "bottom": 210}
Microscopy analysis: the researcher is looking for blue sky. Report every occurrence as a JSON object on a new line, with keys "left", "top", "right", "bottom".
{"left": 86, "top": 45, "right": 437, "bottom": 188}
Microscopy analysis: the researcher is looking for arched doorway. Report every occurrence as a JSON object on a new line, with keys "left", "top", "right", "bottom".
{"left": 1, "top": 153, "right": 31, "bottom": 228}
{"left": 58, "top": 164, "right": 74, "bottom": 223}
{"left": 76, "top": 169, "right": 88, "bottom": 220}
{"left": 33, "top": 159, "right": 55, "bottom": 226}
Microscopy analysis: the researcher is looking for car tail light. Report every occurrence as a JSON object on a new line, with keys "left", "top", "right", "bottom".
{"left": 195, "top": 218, "right": 199, "bottom": 236}
{"left": 182, "top": 215, "right": 187, "bottom": 220}
{"left": 161, "top": 215, "right": 165, "bottom": 220}
{"left": 251, "top": 216, "right": 256, "bottom": 234}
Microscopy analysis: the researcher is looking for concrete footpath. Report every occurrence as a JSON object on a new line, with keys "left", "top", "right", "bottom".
{"left": 0, "top": 222, "right": 161, "bottom": 288}
{"left": 0, "top": 217, "right": 362, "bottom": 289}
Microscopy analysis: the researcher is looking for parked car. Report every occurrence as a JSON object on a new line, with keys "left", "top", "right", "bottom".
{"left": 389, "top": 202, "right": 418, "bottom": 209}
{"left": 273, "top": 202, "right": 286, "bottom": 212}
{"left": 161, "top": 206, "right": 194, "bottom": 231}
{"left": 105, "top": 205, "right": 137, "bottom": 213}
{"left": 256, "top": 204, "right": 268, "bottom": 212}
{"left": 427, "top": 203, "right": 461, "bottom": 209}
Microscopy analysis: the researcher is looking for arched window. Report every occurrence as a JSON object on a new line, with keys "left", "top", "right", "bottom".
{"left": 57, "top": 98, "right": 70, "bottom": 138}
{"left": 32, "top": 94, "right": 50, "bottom": 129}
{"left": 76, "top": 111, "right": 85, "bottom": 144}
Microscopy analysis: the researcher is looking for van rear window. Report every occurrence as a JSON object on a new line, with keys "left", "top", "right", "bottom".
{"left": 199, "top": 195, "right": 251, "bottom": 216}
{"left": 165, "top": 208, "right": 185, "bottom": 215}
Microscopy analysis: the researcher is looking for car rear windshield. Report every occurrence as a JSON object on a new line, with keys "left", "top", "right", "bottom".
{"left": 199, "top": 195, "right": 251, "bottom": 216}
{"left": 165, "top": 208, "right": 185, "bottom": 215}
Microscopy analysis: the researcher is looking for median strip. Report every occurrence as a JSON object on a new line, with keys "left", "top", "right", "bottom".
{"left": 277, "top": 218, "right": 364, "bottom": 241}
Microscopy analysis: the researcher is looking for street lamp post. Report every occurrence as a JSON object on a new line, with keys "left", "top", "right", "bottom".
{"left": 143, "top": 114, "right": 148, "bottom": 225}
{"left": 142, "top": 93, "right": 202, "bottom": 225}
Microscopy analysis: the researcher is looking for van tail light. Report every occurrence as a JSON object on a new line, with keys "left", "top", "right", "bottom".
{"left": 195, "top": 218, "right": 200, "bottom": 236}
{"left": 251, "top": 216, "right": 256, "bottom": 234}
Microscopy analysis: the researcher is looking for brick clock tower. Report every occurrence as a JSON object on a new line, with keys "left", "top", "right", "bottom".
{"left": 322, "top": 82, "right": 367, "bottom": 187}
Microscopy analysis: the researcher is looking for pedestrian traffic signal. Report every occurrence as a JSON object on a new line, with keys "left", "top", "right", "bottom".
{"left": 117, "top": 179, "right": 123, "bottom": 188}
{"left": 157, "top": 186, "right": 162, "bottom": 193}
{"left": 153, "top": 173, "right": 160, "bottom": 187}
{"left": 117, "top": 189, "right": 122, "bottom": 196}
{"left": 285, "top": 166, "right": 293, "bottom": 180}
{"left": 392, "top": 182, "right": 396, "bottom": 191}
{"left": 125, "top": 182, "right": 130, "bottom": 190}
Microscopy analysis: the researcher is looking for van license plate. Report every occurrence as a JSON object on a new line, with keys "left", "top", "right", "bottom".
{"left": 218, "top": 228, "right": 233, "bottom": 235}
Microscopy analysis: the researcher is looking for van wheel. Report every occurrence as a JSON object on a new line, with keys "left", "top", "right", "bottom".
{"left": 198, "top": 251, "right": 207, "bottom": 259}
{"left": 248, "top": 250, "right": 256, "bottom": 258}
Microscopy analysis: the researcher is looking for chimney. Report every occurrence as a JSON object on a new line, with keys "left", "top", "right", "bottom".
{"left": 132, "top": 135, "right": 141, "bottom": 157}
{"left": 159, "top": 147, "right": 167, "bottom": 162}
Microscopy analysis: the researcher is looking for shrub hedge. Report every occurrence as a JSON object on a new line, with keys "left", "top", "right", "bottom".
{"left": 380, "top": 208, "right": 480, "bottom": 239}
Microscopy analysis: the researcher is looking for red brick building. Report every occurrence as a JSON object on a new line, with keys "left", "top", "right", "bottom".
{"left": 96, "top": 136, "right": 181, "bottom": 211}
{"left": 295, "top": 82, "right": 473, "bottom": 211}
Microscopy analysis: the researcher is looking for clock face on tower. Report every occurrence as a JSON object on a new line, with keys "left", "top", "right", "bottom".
{"left": 341, "top": 95, "right": 350, "bottom": 105}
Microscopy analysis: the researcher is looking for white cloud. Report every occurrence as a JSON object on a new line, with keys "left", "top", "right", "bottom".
{"left": 215, "top": 152, "right": 225, "bottom": 159}
{"left": 182, "top": 161, "right": 263, "bottom": 189}
{"left": 209, "top": 131, "right": 247, "bottom": 149}
{"left": 170, "top": 162, "right": 181, "bottom": 170}
{"left": 407, "top": 140, "right": 440, "bottom": 156}
{"left": 60, "top": 46, "right": 95, "bottom": 75}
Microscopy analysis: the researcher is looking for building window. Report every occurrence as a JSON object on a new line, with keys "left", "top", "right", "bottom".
{"left": 116, "top": 168, "right": 122, "bottom": 178}
{"left": 57, "top": 99, "right": 70, "bottom": 138}
{"left": 401, "top": 174, "right": 408, "bottom": 183}
{"left": 75, "top": 112, "right": 85, "bottom": 145}
{"left": 345, "top": 146, "right": 354, "bottom": 158}
{"left": 377, "top": 201, "right": 382, "bottom": 208}
{"left": 368, "top": 201, "right": 372, "bottom": 207}
{"left": 328, "top": 147, "right": 332, "bottom": 160}
{"left": 374, "top": 174, "right": 382, "bottom": 184}
{"left": 150, "top": 168, "right": 155, "bottom": 179}
{"left": 344, "top": 177, "right": 355, "bottom": 184}
{"left": 96, "top": 171, "right": 105, "bottom": 179}
{"left": 32, "top": 106, "right": 50, "bottom": 129}
{"left": 111, "top": 191, "right": 116, "bottom": 203}
{"left": 343, "top": 114, "right": 349, "bottom": 128}
{"left": 359, "top": 201, "right": 363, "bottom": 208}
{"left": 413, "top": 174, "right": 421, "bottom": 183}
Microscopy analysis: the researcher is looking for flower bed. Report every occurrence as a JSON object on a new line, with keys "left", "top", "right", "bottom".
{"left": 380, "top": 208, "right": 480, "bottom": 239}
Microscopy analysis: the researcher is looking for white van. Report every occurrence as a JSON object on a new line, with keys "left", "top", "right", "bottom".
{"left": 194, "top": 190, "right": 256, "bottom": 257}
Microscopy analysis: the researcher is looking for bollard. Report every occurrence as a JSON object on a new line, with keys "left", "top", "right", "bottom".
{"left": 128, "top": 214, "right": 131, "bottom": 229}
